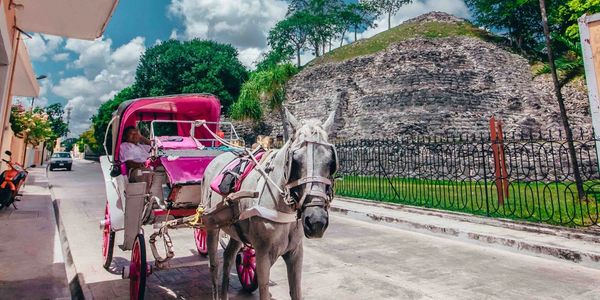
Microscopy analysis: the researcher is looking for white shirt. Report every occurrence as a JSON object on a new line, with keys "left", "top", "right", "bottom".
{"left": 120, "top": 142, "right": 151, "bottom": 163}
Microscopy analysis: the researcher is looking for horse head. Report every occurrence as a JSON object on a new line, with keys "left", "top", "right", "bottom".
{"left": 284, "top": 107, "right": 338, "bottom": 239}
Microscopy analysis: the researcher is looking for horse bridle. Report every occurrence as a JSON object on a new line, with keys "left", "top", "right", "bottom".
{"left": 283, "top": 138, "right": 338, "bottom": 211}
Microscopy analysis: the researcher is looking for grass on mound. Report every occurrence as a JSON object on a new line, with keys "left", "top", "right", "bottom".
{"left": 312, "top": 21, "right": 504, "bottom": 66}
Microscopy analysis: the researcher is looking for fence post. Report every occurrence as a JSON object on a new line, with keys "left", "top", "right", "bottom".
{"left": 490, "top": 117, "right": 507, "bottom": 205}
{"left": 377, "top": 141, "right": 383, "bottom": 200}
{"left": 496, "top": 120, "right": 510, "bottom": 200}
{"left": 481, "top": 134, "right": 491, "bottom": 217}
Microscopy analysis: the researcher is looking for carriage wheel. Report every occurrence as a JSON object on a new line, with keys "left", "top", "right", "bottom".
{"left": 194, "top": 228, "right": 208, "bottom": 256}
{"left": 102, "top": 202, "right": 115, "bottom": 270}
{"left": 236, "top": 246, "right": 258, "bottom": 292}
{"left": 129, "top": 234, "right": 147, "bottom": 300}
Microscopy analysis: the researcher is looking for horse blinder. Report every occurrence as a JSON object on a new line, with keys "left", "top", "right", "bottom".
{"left": 284, "top": 141, "right": 338, "bottom": 211}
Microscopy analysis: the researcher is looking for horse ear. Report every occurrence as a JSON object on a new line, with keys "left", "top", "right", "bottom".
{"left": 322, "top": 109, "right": 336, "bottom": 135}
{"left": 284, "top": 107, "right": 301, "bottom": 135}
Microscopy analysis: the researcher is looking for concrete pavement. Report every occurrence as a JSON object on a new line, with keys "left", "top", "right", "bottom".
{"left": 0, "top": 167, "right": 70, "bottom": 299}
{"left": 48, "top": 160, "right": 600, "bottom": 299}
{"left": 332, "top": 197, "right": 600, "bottom": 269}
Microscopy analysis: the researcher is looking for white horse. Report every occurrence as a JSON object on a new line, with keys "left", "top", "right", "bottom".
{"left": 202, "top": 108, "right": 338, "bottom": 300}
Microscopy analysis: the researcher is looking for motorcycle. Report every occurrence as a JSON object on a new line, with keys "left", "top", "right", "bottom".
{"left": 0, "top": 151, "right": 28, "bottom": 209}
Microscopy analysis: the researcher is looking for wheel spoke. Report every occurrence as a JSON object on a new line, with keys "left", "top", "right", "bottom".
{"left": 129, "top": 234, "right": 146, "bottom": 300}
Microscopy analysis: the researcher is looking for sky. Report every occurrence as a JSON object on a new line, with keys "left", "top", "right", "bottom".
{"left": 23, "top": 0, "right": 470, "bottom": 137}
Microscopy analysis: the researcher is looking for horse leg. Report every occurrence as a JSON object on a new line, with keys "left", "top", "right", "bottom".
{"left": 283, "top": 241, "right": 303, "bottom": 300}
{"left": 220, "top": 238, "right": 243, "bottom": 300}
{"left": 207, "top": 229, "right": 220, "bottom": 300}
{"left": 255, "top": 247, "right": 277, "bottom": 300}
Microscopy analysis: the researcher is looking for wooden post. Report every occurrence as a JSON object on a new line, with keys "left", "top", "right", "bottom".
{"left": 496, "top": 120, "right": 510, "bottom": 200}
{"left": 490, "top": 117, "right": 509, "bottom": 205}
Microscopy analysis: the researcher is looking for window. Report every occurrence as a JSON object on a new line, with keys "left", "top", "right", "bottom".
{"left": 52, "top": 153, "right": 71, "bottom": 158}
{"left": 137, "top": 121, "right": 178, "bottom": 137}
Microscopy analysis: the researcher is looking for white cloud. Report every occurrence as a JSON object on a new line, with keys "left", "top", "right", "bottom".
{"left": 24, "top": 33, "right": 64, "bottom": 61}
{"left": 168, "top": 0, "right": 288, "bottom": 67}
{"left": 169, "top": 29, "right": 178, "bottom": 40}
{"left": 238, "top": 47, "right": 263, "bottom": 68}
{"left": 65, "top": 38, "right": 112, "bottom": 77}
{"left": 52, "top": 36, "right": 146, "bottom": 136}
{"left": 111, "top": 37, "right": 146, "bottom": 70}
{"left": 52, "top": 52, "right": 70, "bottom": 62}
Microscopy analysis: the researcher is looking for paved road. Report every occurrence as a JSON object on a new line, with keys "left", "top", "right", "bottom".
{"left": 49, "top": 160, "right": 600, "bottom": 299}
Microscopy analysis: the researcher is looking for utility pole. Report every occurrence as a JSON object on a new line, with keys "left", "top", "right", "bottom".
{"left": 538, "top": 0, "right": 585, "bottom": 200}
{"left": 65, "top": 107, "right": 72, "bottom": 138}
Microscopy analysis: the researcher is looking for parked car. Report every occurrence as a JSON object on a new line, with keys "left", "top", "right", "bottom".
{"left": 49, "top": 152, "right": 73, "bottom": 171}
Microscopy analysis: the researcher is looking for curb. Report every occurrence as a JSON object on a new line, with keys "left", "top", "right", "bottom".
{"left": 47, "top": 171, "right": 93, "bottom": 300}
{"left": 332, "top": 197, "right": 600, "bottom": 270}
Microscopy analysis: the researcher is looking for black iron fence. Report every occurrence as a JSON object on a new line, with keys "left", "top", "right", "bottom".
{"left": 334, "top": 130, "right": 600, "bottom": 227}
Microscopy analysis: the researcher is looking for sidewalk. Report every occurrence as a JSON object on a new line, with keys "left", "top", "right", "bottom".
{"left": 332, "top": 197, "right": 600, "bottom": 269}
{"left": 0, "top": 167, "right": 70, "bottom": 299}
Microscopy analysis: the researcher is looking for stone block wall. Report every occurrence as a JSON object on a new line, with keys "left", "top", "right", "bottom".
{"left": 264, "top": 22, "right": 590, "bottom": 141}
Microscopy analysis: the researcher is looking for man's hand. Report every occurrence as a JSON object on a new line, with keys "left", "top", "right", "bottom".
{"left": 140, "top": 135, "right": 151, "bottom": 145}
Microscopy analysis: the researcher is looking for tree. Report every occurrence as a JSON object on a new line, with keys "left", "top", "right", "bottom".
{"left": 268, "top": 12, "right": 310, "bottom": 67}
{"left": 90, "top": 86, "right": 137, "bottom": 154}
{"left": 286, "top": 0, "right": 309, "bottom": 15}
{"left": 230, "top": 63, "right": 299, "bottom": 139}
{"left": 134, "top": 39, "right": 248, "bottom": 112}
{"left": 535, "top": 0, "right": 600, "bottom": 85}
{"left": 338, "top": 2, "right": 379, "bottom": 45}
{"left": 535, "top": 34, "right": 584, "bottom": 87}
{"left": 78, "top": 128, "right": 97, "bottom": 154}
{"left": 9, "top": 105, "right": 53, "bottom": 147}
{"left": 465, "top": 0, "right": 543, "bottom": 53}
{"left": 61, "top": 138, "right": 78, "bottom": 152}
{"left": 255, "top": 48, "right": 295, "bottom": 72}
{"left": 307, "top": 0, "right": 344, "bottom": 55}
{"left": 366, "top": 0, "right": 412, "bottom": 30}
{"left": 538, "top": 0, "right": 585, "bottom": 200}
{"left": 283, "top": 0, "right": 345, "bottom": 57}
{"left": 554, "top": 0, "right": 600, "bottom": 42}
{"left": 44, "top": 103, "right": 69, "bottom": 152}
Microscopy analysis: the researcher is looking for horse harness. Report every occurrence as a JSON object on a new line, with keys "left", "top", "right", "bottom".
{"left": 282, "top": 138, "right": 338, "bottom": 211}
{"left": 202, "top": 137, "right": 338, "bottom": 246}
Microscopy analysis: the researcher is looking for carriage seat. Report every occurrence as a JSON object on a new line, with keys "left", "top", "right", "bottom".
{"left": 210, "top": 150, "right": 265, "bottom": 196}
{"left": 155, "top": 136, "right": 202, "bottom": 150}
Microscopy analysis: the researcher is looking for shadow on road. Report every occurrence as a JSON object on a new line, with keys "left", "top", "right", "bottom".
{"left": 90, "top": 254, "right": 260, "bottom": 299}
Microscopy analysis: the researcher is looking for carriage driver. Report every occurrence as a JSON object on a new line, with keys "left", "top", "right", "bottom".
{"left": 120, "top": 126, "right": 154, "bottom": 185}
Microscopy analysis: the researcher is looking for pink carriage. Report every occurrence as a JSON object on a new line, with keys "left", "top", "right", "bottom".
{"left": 99, "top": 94, "right": 258, "bottom": 299}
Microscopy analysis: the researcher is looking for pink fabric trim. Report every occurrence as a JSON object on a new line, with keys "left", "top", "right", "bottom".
{"left": 160, "top": 156, "right": 215, "bottom": 185}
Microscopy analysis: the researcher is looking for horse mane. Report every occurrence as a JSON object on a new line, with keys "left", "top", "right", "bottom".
{"left": 292, "top": 119, "right": 329, "bottom": 145}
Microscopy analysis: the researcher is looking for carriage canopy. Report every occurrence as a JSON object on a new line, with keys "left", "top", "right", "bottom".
{"left": 110, "top": 94, "right": 222, "bottom": 160}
